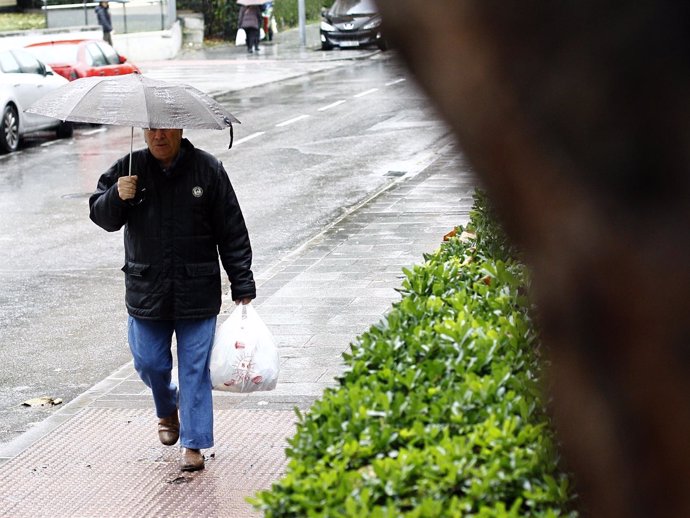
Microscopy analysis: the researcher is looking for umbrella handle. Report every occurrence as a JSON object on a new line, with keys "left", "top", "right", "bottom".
{"left": 128, "top": 127, "right": 133, "bottom": 176}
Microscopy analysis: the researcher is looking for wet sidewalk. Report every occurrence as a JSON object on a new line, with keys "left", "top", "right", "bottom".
{"left": 0, "top": 22, "right": 476, "bottom": 517}
{"left": 140, "top": 23, "right": 382, "bottom": 97}
{"left": 0, "top": 143, "right": 474, "bottom": 517}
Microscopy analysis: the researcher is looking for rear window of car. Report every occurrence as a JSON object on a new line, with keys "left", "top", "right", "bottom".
{"left": 95, "top": 42, "right": 121, "bottom": 65}
{"left": 85, "top": 43, "right": 108, "bottom": 66}
{"left": 329, "top": 0, "right": 378, "bottom": 15}
{"left": 28, "top": 44, "right": 79, "bottom": 64}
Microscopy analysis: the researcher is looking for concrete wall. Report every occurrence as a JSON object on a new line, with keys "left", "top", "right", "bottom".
{"left": 114, "top": 19, "right": 182, "bottom": 61}
{"left": 0, "top": 19, "right": 182, "bottom": 62}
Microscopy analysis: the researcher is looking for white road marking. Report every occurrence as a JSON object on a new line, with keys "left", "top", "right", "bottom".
{"left": 276, "top": 114, "right": 310, "bottom": 127}
{"left": 353, "top": 88, "right": 379, "bottom": 98}
{"left": 233, "top": 131, "right": 266, "bottom": 146}
{"left": 385, "top": 78, "right": 406, "bottom": 86}
{"left": 318, "top": 100, "right": 347, "bottom": 111}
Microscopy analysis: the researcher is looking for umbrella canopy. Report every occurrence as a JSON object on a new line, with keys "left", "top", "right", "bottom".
{"left": 26, "top": 73, "right": 240, "bottom": 129}
{"left": 27, "top": 73, "right": 240, "bottom": 175}
{"left": 237, "top": 0, "right": 266, "bottom": 5}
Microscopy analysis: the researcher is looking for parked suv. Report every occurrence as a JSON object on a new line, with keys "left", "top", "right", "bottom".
{"left": 320, "top": 0, "right": 387, "bottom": 51}
{"left": 0, "top": 48, "right": 73, "bottom": 154}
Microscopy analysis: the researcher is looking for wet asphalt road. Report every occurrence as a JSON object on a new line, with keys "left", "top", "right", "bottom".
{"left": 0, "top": 54, "right": 454, "bottom": 444}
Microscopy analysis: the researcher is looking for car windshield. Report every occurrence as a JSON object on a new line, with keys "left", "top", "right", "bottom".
{"left": 13, "top": 49, "right": 44, "bottom": 74}
{"left": 328, "top": 0, "right": 378, "bottom": 16}
{"left": 28, "top": 44, "right": 79, "bottom": 64}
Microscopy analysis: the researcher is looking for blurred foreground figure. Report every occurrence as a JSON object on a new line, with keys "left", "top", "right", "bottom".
{"left": 375, "top": 1, "right": 690, "bottom": 516}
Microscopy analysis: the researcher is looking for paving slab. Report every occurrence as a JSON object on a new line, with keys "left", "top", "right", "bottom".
{"left": 0, "top": 408, "right": 294, "bottom": 518}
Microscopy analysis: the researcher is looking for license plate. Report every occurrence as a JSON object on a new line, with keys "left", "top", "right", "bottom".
{"left": 339, "top": 40, "right": 359, "bottom": 47}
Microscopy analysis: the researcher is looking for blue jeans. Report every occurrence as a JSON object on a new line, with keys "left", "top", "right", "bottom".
{"left": 128, "top": 316, "right": 217, "bottom": 449}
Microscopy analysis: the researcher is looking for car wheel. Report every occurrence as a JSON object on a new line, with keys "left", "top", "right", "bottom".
{"left": 377, "top": 39, "right": 388, "bottom": 51}
{"left": 0, "top": 104, "right": 20, "bottom": 154}
{"left": 56, "top": 121, "right": 73, "bottom": 139}
{"left": 321, "top": 42, "right": 333, "bottom": 51}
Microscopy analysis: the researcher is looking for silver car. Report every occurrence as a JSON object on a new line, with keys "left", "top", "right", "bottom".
{"left": 0, "top": 48, "right": 73, "bottom": 154}
{"left": 320, "top": 0, "right": 387, "bottom": 51}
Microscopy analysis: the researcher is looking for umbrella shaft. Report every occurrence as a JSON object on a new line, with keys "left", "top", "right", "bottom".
{"left": 129, "top": 127, "right": 133, "bottom": 176}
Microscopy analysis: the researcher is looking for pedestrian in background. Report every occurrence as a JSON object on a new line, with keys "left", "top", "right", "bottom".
{"left": 238, "top": 4, "right": 262, "bottom": 53}
{"left": 95, "top": 1, "right": 113, "bottom": 45}
{"left": 89, "top": 128, "right": 256, "bottom": 472}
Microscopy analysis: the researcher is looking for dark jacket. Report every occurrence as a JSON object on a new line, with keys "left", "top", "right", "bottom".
{"left": 238, "top": 5, "right": 262, "bottom": 30}
{"left": 95, "top": 4, "right": 112, "bottom": 32}
{"left": 89, "top": 139, "right": 256, "bottom": 320}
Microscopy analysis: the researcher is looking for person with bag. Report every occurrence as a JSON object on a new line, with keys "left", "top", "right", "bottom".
{"left": 238, "top": 4, "right": 262, "bottom": 53}
{"left": 89, "top": 128, "right": 256, "bottom": 472}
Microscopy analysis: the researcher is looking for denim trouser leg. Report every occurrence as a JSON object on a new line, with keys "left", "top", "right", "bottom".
{"left": 174, "top": 317, "right": 217, "bottom": 449}
{"left": 128, "top": 317, "right": 178, "bottom": 419}
{"left": 128, "top": 316, "right": 217, "bottom": 449}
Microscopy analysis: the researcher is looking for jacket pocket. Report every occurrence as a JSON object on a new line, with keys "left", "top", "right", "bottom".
{"left": 185, "top": 261, "right": 220, "bottom": 277}
{"left": 121, "top": 262, "right": 150, "bottom": 277}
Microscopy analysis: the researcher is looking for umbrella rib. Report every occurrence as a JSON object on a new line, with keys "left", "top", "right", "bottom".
{"left": 197, "top": 89, "right": 240, "bottom": 128}
{"left": 60, "top": 77, "right": 114, "bottom": 122}
{"left": 140, "top": 75, "right": 153, "bottom": 129}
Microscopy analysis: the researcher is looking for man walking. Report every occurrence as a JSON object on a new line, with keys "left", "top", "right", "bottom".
{"left": 95, "top": 1, "right": 113, "bottom": 45}
{"left": 89, "top": 128, "right": 256, "bottom": 471}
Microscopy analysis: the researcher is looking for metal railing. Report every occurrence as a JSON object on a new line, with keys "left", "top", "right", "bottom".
{"left": 42, "top": 0, "right": 176, "bottom": 33}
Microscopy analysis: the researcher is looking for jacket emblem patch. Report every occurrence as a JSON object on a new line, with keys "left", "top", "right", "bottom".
{"left": 192, "top": 186, "right": 204, "bottom": 198}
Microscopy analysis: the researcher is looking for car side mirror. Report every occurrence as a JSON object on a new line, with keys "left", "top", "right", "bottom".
{"left": 119, "top": 55, "right": 127, "bottom": 64}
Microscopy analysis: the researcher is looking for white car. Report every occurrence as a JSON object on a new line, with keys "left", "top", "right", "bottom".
{"left": 0, "top": 48, "right": 73, "bottom": 154}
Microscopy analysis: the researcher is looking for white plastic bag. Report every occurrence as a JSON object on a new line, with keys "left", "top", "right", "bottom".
{"left": 210, "top": 303, "right": 279, "bottom": 393}
{"left": 235, "top": 28, "right": 246, "bottom": 46}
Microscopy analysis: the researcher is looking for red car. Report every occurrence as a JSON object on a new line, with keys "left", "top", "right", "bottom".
{"left": 24, "top": 39, "right": 140, "bottom": 81}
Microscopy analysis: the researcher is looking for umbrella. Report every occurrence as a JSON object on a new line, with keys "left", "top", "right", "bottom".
{"left": 237, "top": 0, "right": 266, "bottom": 5}
{"left": 26, "top": 74, "right": 240, "bottom": 174}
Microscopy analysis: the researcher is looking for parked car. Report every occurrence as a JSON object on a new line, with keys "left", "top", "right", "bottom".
{"left": 320, "top": 0, "right": 387, "bottom": 51}
{"left": 24, "top": 39, "right": 140, "bottom": 81}
{"left": 0, "top": 48, "right": 73, "bottom": 154}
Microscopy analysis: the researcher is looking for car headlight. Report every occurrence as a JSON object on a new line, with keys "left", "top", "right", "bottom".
{"left": 320, "top": 20, "right": 335, "bottom": 31}
{"left": 362, "top": 16, "right": 382, "bottom": 30}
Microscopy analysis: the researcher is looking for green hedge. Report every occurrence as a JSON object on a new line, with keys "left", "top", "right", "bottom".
{"left": 176, "top": 0, "right": 329, "bottom": 40}
{"left": 273, "top": 0, "right": 327, "bottom": 29}
{"left": 251, "top": 190, "right": 578, "bottom": 517}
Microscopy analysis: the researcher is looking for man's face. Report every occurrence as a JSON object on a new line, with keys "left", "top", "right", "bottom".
{"left": 144, "top": 128, "right": 183, "bottom": 168}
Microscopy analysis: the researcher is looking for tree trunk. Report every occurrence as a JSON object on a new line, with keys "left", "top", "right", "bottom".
{"left": 374, "top": 1, "right": 690, "bottom": 516}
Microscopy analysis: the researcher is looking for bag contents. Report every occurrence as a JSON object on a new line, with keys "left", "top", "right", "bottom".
{"left": 210, "top": 303, "right": 279, "bottom": 393}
